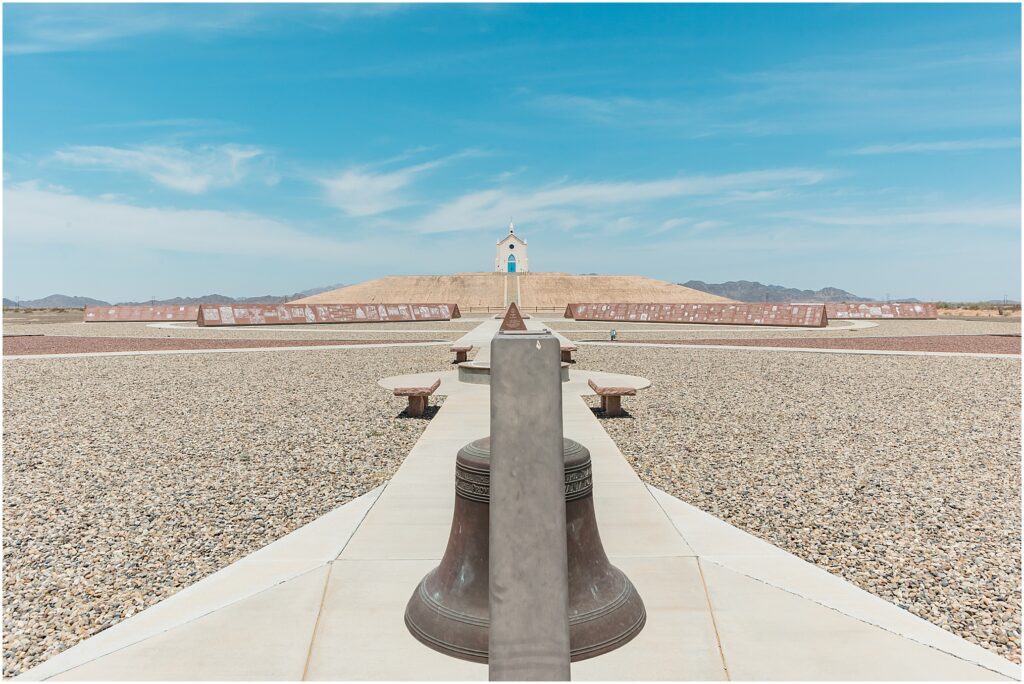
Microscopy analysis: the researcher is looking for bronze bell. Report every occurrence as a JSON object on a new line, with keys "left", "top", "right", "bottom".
{"left": 405, "top": 437, "right": 646, "bottom": 662}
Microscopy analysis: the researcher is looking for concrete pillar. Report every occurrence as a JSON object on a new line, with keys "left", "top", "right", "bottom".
{"left": 488, "top": 329, "right": 571, "bottom": 681}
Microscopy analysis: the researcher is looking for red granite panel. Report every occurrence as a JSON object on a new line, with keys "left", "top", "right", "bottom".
{"left": 83, "top": 305, "right": 200, "bottom": 322}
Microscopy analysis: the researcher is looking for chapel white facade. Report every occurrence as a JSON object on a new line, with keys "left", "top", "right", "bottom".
{"left": 495, "top": 222, "right": 528, "bottom": 273}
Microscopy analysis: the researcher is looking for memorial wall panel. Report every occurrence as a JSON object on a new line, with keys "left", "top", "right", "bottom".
{"left": 564, "top": 303, "right": 828, "bottom": 327}
{"left": 84, "top": 305, "right": 200, "bottom": 322}
{"left": 197, "top": 303, "right": 457, "bottom": 326}
{"left": 825, "top": 303, "right": 937, "bottom": 320}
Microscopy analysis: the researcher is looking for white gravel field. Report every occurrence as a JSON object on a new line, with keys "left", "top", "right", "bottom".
{"left": 3, "top": 320, "right": 475, "bottom": 340}
{"left": 4, "top": 333, "right": 1020, "bottom": 675}
{"left": 2, "top": 346, "right": 451, "bottom": 677}
{"left": 549, "top": 318, "right": 1021, "bottom": 340}
{"left": 576, "top": 345, "right": 1021, "bottom": 664}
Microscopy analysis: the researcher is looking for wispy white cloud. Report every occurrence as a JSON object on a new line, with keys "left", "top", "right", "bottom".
{"left": 319, "top": 150, "right": 483, "bottom": 216}
{"left": 87, "top": 118, "right": 226, "bottom": 130}
{"left": 772, "top": 206, "right": 1020, "bottom": 228}
{"left": 319, "top": 161, "right": 438, "bottom": 217}
{"left": 53, "top": 144, "right": 274, "bottom": 194}
{"left": 723, "top": 45, "right": 1019, "bottom": 131}
{"left": 4, "top": 4, "right": 410, "bottom": 54}
{"left": 533, "top": 92, "right": 773, "bottom": 137}
{"left": 846, "top": 138, "right": 1020, "bottom": 155}
{"left": 4, "top": 181, "right": 356, "bottom": 260}
{"left": 4, "top": 6, "right": 260, "bottom": 54}
{"left": 533, "top": 45, "right": 1019, "bottom": 138}
{"left": 408, "top": 168, "right": 827, "bottom": 234}
{"left": 691, "top": 220, "right": 726, "bottom": 231}
{"left": 648, "top": 218, "right": 690, "bottom": 236}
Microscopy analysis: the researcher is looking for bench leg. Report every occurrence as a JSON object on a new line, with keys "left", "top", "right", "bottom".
{"left": 561, "top": 349, "right": 572, "bottom": 363}
{"left": 407, "top": 396, "right": 427, "bottom": 417}
{"left": 604, "top": 395, "right": 623, "bottom": 417}
{"left": 455, "top": 351, "right": 468, "bottom": 363}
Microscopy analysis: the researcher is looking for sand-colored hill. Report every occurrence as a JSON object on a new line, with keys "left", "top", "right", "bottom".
{"left": 291, "top": 272, "right": 734, "bottom": 310}
{"left": 518, "top": 273, "right": 733, "bottom": 308}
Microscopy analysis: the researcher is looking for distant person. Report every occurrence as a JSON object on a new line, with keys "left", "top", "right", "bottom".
{"left": 610, "top": 329, "right": 617, "bottom": 341}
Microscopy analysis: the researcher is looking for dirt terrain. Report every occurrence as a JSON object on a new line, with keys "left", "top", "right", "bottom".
{"left": 3, "top": 337, "right": 445, "bottom": 356}
{"left": 939, "top": 307, "right": 1021, "bottom": 319}
{"left": 3, "top": 309, "right": 85, "bottom": 325}
{"left": 605, "top": 334, "right": 1021, "bottom": 355}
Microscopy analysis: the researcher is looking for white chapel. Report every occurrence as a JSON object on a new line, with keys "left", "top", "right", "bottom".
{"left": 494, "top": 222, "right": 529, "bottom": 273}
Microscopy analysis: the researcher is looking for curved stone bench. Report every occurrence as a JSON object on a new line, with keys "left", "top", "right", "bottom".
{"left": 587, "top": 379, "right": 636, "bottom": 417}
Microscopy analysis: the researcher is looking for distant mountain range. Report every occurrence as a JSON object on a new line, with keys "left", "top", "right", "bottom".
{"left": 2, "top": 284, "right": 344, "bottom": 309}
{"left": 5, "top": 280, "right": 1009, "bottom": 309}
{"left": 2, "top": 294, "right": 109, "bottom": 308}
{"left": 682, "top": 280, "right": 874, "bottom": 303}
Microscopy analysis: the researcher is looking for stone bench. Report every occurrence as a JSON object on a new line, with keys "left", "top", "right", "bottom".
{"left": 560, "top": 344, "right": 578, "bottom": 363}
{"left": 394, "top": 378, "right": 441, "bottom": 417}
{"left": 450, "top": 345, "right": 472, "bottom": 363}
{"left": 588, "top": 379, "right": 636, "bottom": 417}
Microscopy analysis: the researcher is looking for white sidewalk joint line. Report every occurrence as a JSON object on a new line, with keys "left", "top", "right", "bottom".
{"left": 33, "top": 565, "right": 330, "bottom": 681}
{"left": 301, "top": 563, "right": 335, "bottom": 681}
{"left": 701, "top": 557, "right": 1014, "bottom": 680}
{"left": 696, "top": 558, "right": 732, "bottom": 682}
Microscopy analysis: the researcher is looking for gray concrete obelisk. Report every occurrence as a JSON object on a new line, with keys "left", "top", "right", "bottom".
{"left": 488, "top": 329, "right": 571, "bottom": 681}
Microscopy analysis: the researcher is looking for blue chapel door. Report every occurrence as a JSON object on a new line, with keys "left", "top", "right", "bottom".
{"left": 507, "top": 255, "right": 516, "bottom": 272}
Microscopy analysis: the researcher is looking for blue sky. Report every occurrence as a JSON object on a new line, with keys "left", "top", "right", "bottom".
{"left": 3, "top": 3, "right": 1020, "bottom": 302}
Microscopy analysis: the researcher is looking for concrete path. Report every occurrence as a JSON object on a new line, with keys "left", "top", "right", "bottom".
{"left": 14, "top": 317, "right": 1020, "bottom": 681}
{"left": 449, "top": 313, "right": 573, "bottom": 366}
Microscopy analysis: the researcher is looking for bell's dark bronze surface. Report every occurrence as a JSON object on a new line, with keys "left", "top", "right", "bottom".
{"left": 404, "top": 437, "right": 646, "bottom": 663}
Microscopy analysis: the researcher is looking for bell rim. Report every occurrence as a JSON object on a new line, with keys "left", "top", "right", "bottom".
{"left": 405, "top": 574, "right": 647, "bottom": 664}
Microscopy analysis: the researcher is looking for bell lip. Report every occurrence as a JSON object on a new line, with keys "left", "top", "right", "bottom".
{"left": 568, "top": 608, "right": 647, "bottom": 662}
{"left": 404, "top": 580, "right": 648, "bottom": 665}
{"left": 405, "top": 607, "right": 648, "bottom": 664}
{"left": 404, "top": 610, "right": 489, "bottom": 663}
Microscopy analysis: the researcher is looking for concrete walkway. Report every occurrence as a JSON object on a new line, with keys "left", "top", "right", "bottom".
{"left": 449, "top": 314, "right": 573, "bottom": 365}
{"left": 15, "top": 318, "right": 1020, "bottom": 681}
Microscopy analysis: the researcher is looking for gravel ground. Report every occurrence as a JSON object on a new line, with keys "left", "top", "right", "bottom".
{"left": 3, "top": 336, "right": 446, "bottom": 356}
{"left": 576, "top": 346, "right": 1021, "bottom": 663}
{"left": 2, "top": 345, "right": 452, "bottom": 677}
{"left": 549, "top": 319, "right": 1021, "bottom": 339}
{"left": 2, "top": 321, "right": 477, "bottom": 340}
{"left": 588, "top": 335, "right": 1021, "bottom": 355}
